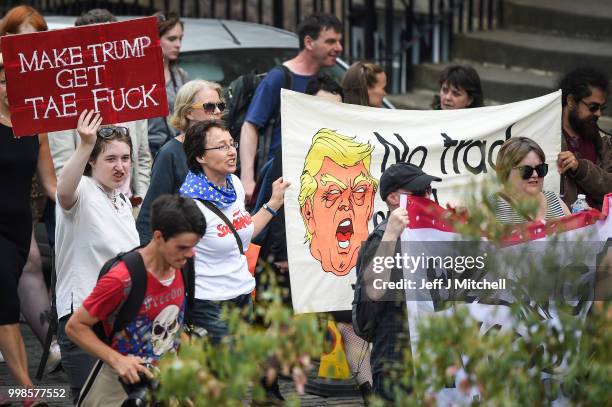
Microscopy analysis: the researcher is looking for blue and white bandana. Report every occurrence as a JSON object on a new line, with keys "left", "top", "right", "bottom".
{"left": 179, "top": 171, "right": 237, "bottom": 209}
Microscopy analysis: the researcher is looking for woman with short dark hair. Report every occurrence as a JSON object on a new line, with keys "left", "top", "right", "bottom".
{"left": 432, "top": 64, "right": 484, "bottom": 110}
{"left": 136, "top": 79, "right": 225, "bottom": 244}
{"left": 180, "top": 120, "right": 289, "bottom": 343}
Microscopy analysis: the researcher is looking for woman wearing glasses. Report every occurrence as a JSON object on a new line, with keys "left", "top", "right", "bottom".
{"left": 493, "top": 137, "right": 570, "bottom": 224}
{"left": 55, "top": 110, "right": 139, "bottom": 402}
{"left": 137, "top": 79, "right": 224, "bottom": 244}
{"left": 180, "top": 119, "right": 289, "bottom": 343}
{"left": 148, "top": 11, "right": 187, "bottom": 157}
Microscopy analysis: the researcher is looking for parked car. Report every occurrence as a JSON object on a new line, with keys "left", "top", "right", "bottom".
{"left": 45, "top": 16, "right": 394, "bottom": 107}
{"left": 178, "top": 18, "right": 344, "bottom": 85}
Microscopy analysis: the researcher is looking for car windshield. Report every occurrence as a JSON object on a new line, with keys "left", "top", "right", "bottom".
{"left": 180, "top": 48, "right": 296, "bottom": 86}
{"left": 179, "top": 48, "right": 346, "bottom": 87}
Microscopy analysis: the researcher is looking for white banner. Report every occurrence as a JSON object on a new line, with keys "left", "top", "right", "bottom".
{"left": 281, "top": 89, "right": 562, "bottom": 313}
{"left": 401, "top": 196, "right": 612, "bottom": 349}
{"left": 400, "top": 195, "right": 611, "bottom": 399}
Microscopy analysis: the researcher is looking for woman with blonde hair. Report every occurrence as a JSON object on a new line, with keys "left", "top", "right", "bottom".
{"left": 136, "top": 79, "right": 225, "bottom": 243}
{"left": 493, "top": 137, "right": 570, "bottom": 223}
{"left": 342, "top": 61, "right": 387, "bottom": 108}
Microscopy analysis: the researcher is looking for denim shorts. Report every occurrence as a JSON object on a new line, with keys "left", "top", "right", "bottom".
{"left": 190, "top": 294, "right": 253, "bottom": 344}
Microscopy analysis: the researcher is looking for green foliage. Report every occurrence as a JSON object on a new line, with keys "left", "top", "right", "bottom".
{"left": 154, "top": 178, "right": 610, "bottom": 406}
{"left": 371, "top": 177, "right": 612, "bottom": 406}
{"left": 152, "top": 270, "right": 325, "bottom": 406}
{"left": 372, "top": 301, "right": 611, "bottom": 406}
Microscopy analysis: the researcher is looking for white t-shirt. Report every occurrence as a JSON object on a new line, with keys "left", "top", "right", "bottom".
{"left": 193, "top": 175, "right": 255, "bottom": 300}
{"left": 55, "top": 176, "right": 140, "bottom": 319}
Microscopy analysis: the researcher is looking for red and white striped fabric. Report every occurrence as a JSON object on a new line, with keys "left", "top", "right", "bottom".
{"left": 402, "top": 193, "right": 611, "bottom": 348}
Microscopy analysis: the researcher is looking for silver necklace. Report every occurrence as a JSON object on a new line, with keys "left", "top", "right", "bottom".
{"left": 97, "top": 184, "right": 120, "bottom": 210}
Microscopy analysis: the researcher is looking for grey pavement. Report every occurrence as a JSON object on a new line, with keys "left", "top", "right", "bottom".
{"left": 0, "top": 324, "right": 70, "bottom": 406}
{"left": 0, "top": 324, "right": 363, "bottom": 407}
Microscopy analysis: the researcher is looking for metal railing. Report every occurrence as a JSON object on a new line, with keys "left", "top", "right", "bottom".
{"left": 1, "top": 0, "right": 500, "bottom": 93}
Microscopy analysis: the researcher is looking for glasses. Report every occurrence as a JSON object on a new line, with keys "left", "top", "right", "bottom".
{"left": 98, "top": 126, "right": 129, "bottom": 139}
{"left": 580, "top": 100, "right": 607, "bottom": 113}
{"left": 513, "top": 163, "right": 548, "bottom": 180}
{"left": 203, "top": 141, "right": 239, "bottom": 152}
{"left": 191, "top": 102, "right": 226, "bottom": 113}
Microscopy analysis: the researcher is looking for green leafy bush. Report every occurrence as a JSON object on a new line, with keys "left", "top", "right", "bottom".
{"left": 154, "top": 180, "right": 611, "bottom": 406}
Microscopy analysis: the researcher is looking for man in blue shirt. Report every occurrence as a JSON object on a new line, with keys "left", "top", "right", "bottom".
{"left": 239, "top": 13, "right": 343, "bottom": 202}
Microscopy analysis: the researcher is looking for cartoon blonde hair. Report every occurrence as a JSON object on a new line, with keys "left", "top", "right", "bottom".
{"left": 298, "top": 128, "right": 378, "bottom": 242}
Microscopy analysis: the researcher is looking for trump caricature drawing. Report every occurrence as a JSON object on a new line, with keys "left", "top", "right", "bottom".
{"left": 298, "top": 128, "right": 378, "bottom": 276}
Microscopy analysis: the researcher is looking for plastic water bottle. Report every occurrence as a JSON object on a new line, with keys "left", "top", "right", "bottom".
{"left": 571, "top": 194, "right": 590, "bottom": 214}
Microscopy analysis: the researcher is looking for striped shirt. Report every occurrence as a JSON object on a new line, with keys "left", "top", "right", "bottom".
{"left": 494, "top": 190, "right": 566, "bottom": 224}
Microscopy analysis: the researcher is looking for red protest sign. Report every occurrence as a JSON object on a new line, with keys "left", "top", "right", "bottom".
{"left": 1, "top": 17, "right": 167, "bottom": 137}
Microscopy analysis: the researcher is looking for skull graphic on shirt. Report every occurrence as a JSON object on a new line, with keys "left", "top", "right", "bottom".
{"left": 151, "top": 304, "right": 180, "bottom": 355}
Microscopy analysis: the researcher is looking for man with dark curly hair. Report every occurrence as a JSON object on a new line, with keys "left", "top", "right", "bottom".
{"left": 557, "top": 67, "right": 612, "bottom": 211}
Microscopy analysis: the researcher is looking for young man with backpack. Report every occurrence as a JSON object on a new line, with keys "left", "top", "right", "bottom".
{"left": 238, "top": 13, "right": 343, "bottom": 203}
{"left": 65, "top": 195, "right": 205, "bottom": 406}
{"left": 353, "top": 163, "right": 441, "bottom": 401}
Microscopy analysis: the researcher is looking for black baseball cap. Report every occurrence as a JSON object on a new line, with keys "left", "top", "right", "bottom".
{"left": 379, "top": 162, "right": 441, "bottom": 200}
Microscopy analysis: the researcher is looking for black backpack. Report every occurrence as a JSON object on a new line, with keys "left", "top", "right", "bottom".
{"left": 225, "top": 65, "right": 292, "bottom": 175}
{"left": 92, "top": 248, "right": 195, "bottom": 344}
{"left": 352, "top": 221, "right": 390, "bottom": 342}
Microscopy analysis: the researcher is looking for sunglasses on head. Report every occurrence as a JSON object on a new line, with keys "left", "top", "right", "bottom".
{"left": 580, "top": 100, "right": 607, "bottom": 113}
{"left": 97, "top": 126, "right": 129, "bottom": 139}
{"left": 514, "top": 163, "right": 548, "bottom": 180}
{"left": 191, "top": 102, "right": 226, "bottom": 113}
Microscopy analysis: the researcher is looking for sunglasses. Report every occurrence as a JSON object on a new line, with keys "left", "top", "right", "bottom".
{"left": 579, "top": 100, "right": 607, "bottom": 113}
{"left": 97, "top": 126, "right": 129, "bottom": 139}
{"left": 191, "top": 102, "right": 226, "bottom": 113}
{"left": 514, "top": 163, "right": 548, "bottom": 180}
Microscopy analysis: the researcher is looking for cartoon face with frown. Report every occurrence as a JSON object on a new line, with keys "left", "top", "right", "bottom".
{"left": 299, "top": 129, "right": 377, "bottom": 276}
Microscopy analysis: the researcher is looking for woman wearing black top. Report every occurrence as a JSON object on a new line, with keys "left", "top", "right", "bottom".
{"left": 0, "top": 55, "right": 40, "bottom": 390}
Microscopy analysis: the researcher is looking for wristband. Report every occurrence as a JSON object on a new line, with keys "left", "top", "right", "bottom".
{"left": 263, "top": 203, "right": 278, "bottom": 217}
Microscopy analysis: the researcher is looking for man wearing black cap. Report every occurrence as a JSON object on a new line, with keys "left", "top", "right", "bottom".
{"left": 353, "top": 162, "right": 440, "bottom": 401}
